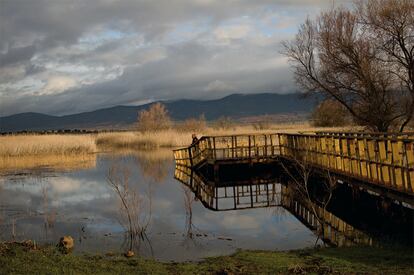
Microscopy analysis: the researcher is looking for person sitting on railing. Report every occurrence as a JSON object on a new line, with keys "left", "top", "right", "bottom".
{"left": 192, "top": 134, "right": 199, "bottom": 145}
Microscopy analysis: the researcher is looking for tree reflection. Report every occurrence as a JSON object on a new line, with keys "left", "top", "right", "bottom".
{"left": 41, "top": 184, "right": 57, "bottom": 241}
{"left": 134, "top": 150, "right": 171, "bottom": 183}
{"left": 181, "top": 185, "right": 203, "bottom": 248}
{"left": 280, "top": 153, "right": 338, "bottom": 247}
{"left": 107, "top": 161, "right": 153, "bottom": 254}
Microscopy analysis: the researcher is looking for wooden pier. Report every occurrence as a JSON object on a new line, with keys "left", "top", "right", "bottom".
{"left": 174, "top": 132, "right": 414, "bottom": 204}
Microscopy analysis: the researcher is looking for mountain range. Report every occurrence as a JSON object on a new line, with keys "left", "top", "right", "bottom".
{"left": 0, "top": 93, "right": 317, "bottom": 132}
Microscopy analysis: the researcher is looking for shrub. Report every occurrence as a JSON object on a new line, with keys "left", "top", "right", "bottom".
{"left": 311, "top": 99, "right": 351, "bottom": 127}
{"left": 213, "top": 116, "right": 233, "bottom": 130}
{"left": 137, "top": 103, "right": 171, "bottom": 132}
{"left": 253, "top": 115, "right": 272, "bottom": 130}
{"left": 177, "top": 114, "right": 207, "bottom": 133}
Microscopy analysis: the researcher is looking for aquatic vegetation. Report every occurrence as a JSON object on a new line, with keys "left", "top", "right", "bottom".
{"left": 106, "top": 162, "right": 152, "bottom": 253}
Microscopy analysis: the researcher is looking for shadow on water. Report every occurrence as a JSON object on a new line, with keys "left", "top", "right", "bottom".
{"left": 175, "top": 162, "right": 414, "bottom": 249}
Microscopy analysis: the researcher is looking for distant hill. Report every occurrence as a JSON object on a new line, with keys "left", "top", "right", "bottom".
{"left": 0, "top": 93, "right": 317, "bottom": 132}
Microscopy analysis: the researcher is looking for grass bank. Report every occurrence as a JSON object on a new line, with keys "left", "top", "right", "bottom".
{"left": 0, "top": 242, "right": 412, "bottom": 274}
{"left": 0, "top": 123, "right": 355, "bottom": 158}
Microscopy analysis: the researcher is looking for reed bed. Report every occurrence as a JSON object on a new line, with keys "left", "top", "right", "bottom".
{"left": 0, "top": 154, "right": 97, "bottom": 174}
{"left": 96, "top": 124, "right": 355, "bottom": 149}
{"left": 0, "top": 134, "right": 97, "bottom": 157}
{"left": 0, "top": 123, "right": 356, "bottom": 159}
{"left": 96, "top": 130, "right": 192, "bottom": 150}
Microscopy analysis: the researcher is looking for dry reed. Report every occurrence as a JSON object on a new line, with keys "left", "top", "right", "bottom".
{"left": 97, "top": 123, "right": 351, "bottom": 150}
{"left": 0, "top": 123, "right": 358, "bottom": 159}
{"left": 0, "top": 134, "right": 97, "bottom": 157}
{"left": 96, "top": 130, "right": 192, "bottom": 149}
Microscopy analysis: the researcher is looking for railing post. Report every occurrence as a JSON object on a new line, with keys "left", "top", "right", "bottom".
{"left": 213, "top": 137, "right": 217, "bottom": 160}
{"left": 248, "top": 135, "right": 251, "bottom": 159}
{"left": 188, "top": 147, "right": 193, "bottom": 168}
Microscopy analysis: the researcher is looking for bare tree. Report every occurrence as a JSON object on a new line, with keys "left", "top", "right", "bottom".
{"left": 177, "top": 114, "right": 207, "bottom": 133}
{"left": 183, "top": 186, "right": 195, "bottom": 240}
{"left": 137, "top": 103, "right": 171, "bottom": 132}
{"left": 282, "top": 0, "right": 413, "bottom": 132}
{"left": 107, "top": 162, "right": 152, "bottom": 252}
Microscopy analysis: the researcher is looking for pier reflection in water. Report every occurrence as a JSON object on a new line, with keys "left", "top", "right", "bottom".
{"left": 0, "top": 150, "right": 412, "bottom": 261}
{"left": 0, "top": 152, "right": 316, "bottom": 261}
{"left": 175, "top": 163, "right": 413, "bottom": 248}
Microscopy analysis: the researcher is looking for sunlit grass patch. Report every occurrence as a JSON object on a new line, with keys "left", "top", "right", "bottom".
{"left": 96, "top": 130, "right": 193, "bottom": 149}
{"left": 0, "top": 243, "right": 412, "bottom": 274}
{"left": 0, "top": 134, "right": 97, "bottom": 157}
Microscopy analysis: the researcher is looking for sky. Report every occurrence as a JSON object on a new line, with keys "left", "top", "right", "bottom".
{"left": 0, "top": 0, "right": 350, "bottom": 116}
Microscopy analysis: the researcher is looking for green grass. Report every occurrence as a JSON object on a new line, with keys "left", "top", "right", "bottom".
{"left": 0, "top": 242, "right": 413, "bottom": 274}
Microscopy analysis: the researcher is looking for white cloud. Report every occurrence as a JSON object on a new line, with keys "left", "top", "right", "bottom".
{"left": 42, "top": 76, "right": 77, "bottom": 95}
{"left": 213, "top": 24, "right": 252, "bottom": 43}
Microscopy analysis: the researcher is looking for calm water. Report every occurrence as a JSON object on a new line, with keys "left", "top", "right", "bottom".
{"left": 0, "top": 150, "right": 412, "bottom": 261}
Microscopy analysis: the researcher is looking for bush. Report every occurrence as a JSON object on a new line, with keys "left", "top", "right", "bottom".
{"left": 137, "top": 103, "right": 171, "bottom": 132}
{"left": 214, "top": 116, "right": 233, "bottom": 130}
{"left": 311, "top": 99, "right": 351, "bottom": 127}
{"left": 252, "top": 115, "right": 272, "bottom": 130}
{"left": 177, "top": 114, "right": 207, "bottom": 133}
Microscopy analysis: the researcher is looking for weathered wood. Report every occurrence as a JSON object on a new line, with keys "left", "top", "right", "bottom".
{"left": 173, "top": 132, "right": 414, "bottom": 200}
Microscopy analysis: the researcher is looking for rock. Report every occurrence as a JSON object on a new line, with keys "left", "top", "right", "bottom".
{"left": 125, "top": 250, "right": 135, "bottom": 258}
{"left": 57, "top": 236, "right": 74, "bottom": 254}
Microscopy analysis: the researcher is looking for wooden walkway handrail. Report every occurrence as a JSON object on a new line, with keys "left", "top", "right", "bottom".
{"left": 173, "top": 132, "right": 414, "bottom": 197}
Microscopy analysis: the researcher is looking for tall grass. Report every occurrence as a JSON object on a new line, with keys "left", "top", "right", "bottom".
{"left": 96, "top": 130, "right": 192, "bottom": 149}
{"left": 0, "top": 123, "right": 357, "bottom": 159}
{"left": 96, "top": 123, "right": 357, "bottom": 149}
{"left": 0, "top": 134, "right": 97, "bottom": 157}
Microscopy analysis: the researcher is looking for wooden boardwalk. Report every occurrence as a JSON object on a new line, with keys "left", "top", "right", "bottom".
{"left": 174, "top": 132, "right": 414, "bottom": 203}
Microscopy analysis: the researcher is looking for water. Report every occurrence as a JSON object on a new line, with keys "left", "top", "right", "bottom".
{"left": 0, "top": 150, "right": 412, "bottom": 261}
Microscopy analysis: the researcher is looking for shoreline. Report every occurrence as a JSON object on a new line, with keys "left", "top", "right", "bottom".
{"left": 1, "top": 242, "right": 412, "bottom": 274}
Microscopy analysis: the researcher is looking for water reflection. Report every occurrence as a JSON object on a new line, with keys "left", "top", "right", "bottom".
{"left": 175, "top": 164, "right": 413, "bottom": 249}
{"left": 1, "top": 150, "right": 410, "bottom": 262}
{"left": 0, "top": 154, "right": 97, "bottom": 176}
{"left": 106, "top": 160, "right": 153, "bottom": 254}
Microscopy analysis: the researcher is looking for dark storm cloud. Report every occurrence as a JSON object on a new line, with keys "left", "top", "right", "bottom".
{"left": 0, "top": 45, "right": 36, "bottom": 66}
{"left": 0, "top": 0, "right": 347, "bottom": 116}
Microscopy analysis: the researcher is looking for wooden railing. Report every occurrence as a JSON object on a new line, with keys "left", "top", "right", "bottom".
{"left": 280, "top": 133, "right": 414, "bottom": 194}
{"left": 173, "top": 132, "right": 414, "bottom": 195}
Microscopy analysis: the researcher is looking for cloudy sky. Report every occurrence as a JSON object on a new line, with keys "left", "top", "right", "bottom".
{"left": 0, "top": 0, "right": 349, "bottom": 116}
